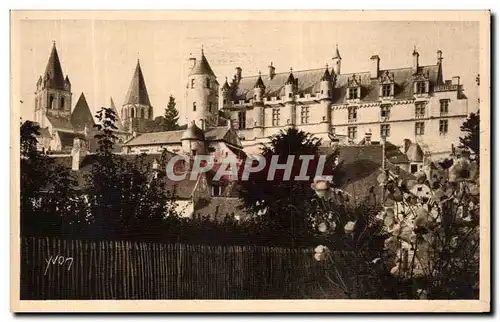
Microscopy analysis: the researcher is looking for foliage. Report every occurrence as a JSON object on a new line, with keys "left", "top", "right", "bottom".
{"left": 163, "top": 95, "right": 180, "bottom": 131}
{"left": 459, "top": 111, "right": 480, "bottom": 157}
{"left": 238, "top": 127, "right": 336, "bottom": 246}
{"left": 312, "top": 154, "right": 480, "bottom": 299}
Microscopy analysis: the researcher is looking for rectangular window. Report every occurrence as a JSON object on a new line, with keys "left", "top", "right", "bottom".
{"left": 288, "top": 93, "right": 293, "bottom": 98}
{"left": 416, "top": 81, "right": 426, "bottom": 94}
{"left": 300, "top": 106, "right": 310, "bottom": 124}
{"left": 348, "top": 107, "right": 357, "bottom": 122}
{"left": 238, "top": 111, "right": 246, "bottom": 129}
{"left": 348, "top": 126, "right": 357, "bottom": 140}
{"left": 410, "top": 164, "right": 418, "bottom": 174}
{"left": 439, "top": 120, "right": 448, "bottom": 135}
{"left": 272, "top": 108, "right": 280, "bottom": 126}
{"left": 382, "top": 84, "right": 392, "bottom": 97}
{"left": 440, "top": 99, "right": 449, "bottom": 115}
{"left": 380, "top": 124, "right": 390, "bottom": 138}
{"left": 193, "top": 102, "right": 196, "bottom": 111}
{"left": 415, "top": 122, "right": 425, "bottom": 135}
{"left": 380, "top": 105, "right": 391, "bottom": 119}
{"left": 415, "top": 102, "right": 426, "bottom": 118}
{"left": 349, "top": 87, "right": 358, "bottom": 99}
{"left": 206, "top": 78, "right": 210, "bottom": 89}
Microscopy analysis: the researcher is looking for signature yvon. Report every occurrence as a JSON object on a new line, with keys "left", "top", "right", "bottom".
{"left": 44, "top": 255, "right": 73, "bottom": 275}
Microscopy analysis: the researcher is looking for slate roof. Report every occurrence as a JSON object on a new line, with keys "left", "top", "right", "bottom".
{"left": 123, "top": 130, "right": 185, "bottom": 146}
{"left": 124, "top": 60, "right": 152, "bottom": 106}
{"left": 181, "top": 122, "right": 205, "bottom": 141}
{"left": 38, "top": 127, "right": 52, "bottom": 139}
{"left": 42, "top": 43, "right": 66, "bottom": 90}
{"left": 188, "top": 50, "right": 216, "bottom": 77}
{"left": 46, "top": 114, "right": 74, "bottom": 131}
{"left": 229, "top": 64, "right": 440, "bottom": 104}
{"left": 109, "top": 97, "right": 124, "bottom": 131}
{"left": 57, "top": 131, "right": 86, "bottom": 150}
{"left": 70, "top": 93, "right": 95, "bottom": 131}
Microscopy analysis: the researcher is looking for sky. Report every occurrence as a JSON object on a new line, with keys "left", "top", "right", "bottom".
{"left": 14, "top": 19, "right": 479, "bottom": 125}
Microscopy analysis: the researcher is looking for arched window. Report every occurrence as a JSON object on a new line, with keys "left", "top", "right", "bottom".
{"left": 193, "top": 102, "right": 196, "bottom": 111}
{"left": 140, "top": 108, "right": 145, "bottom": 118}
{"left": 60, "top": 97, "right": 65, "bottom": 110}
{"left": 49, "top": 95, "right": 54, "bottom": 109}
{"left": 191, "top": 79, "right": 195, "bottom": 89}
{"left": 131, "top": 108, "right": 135, "bottom": 118}
{"left": 206, "top": 78, "right": 210, "bottom": 88}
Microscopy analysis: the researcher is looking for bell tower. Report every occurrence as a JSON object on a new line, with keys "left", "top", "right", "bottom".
{"left": 34, "top": 42, "right": 72, "bottom": 128}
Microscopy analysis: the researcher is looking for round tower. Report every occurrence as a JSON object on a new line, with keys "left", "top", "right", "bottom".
{"left": 284, "top": 68, "right": 296, "bottom": 126}
{"left": 253, "top": 72, "right": 266, "bottom": 138}
{"left": 319, "top": 65, "right": 333, "bottom": 130}
{"left": 181, "top": 121, "right": 206, "bottom": 157}
{"left": 332, "top": 44, "right": 342, "bottom": 76}
{"left": 185, "top": 48, "right": 219, "bottom": 130}
{"left": 219, "top": 77, "right": 231, "bottom": 110}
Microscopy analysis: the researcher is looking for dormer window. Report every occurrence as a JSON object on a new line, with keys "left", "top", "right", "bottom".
{"left": 413, "top": 70, "right": 430, "bottom": 96}
{"left": 348, "top": 88, "right": 358, "bottom": 99}
{"left": 347, "top": 74, "right": 362, "bottom": 101}
{"left": 416, "top": 81, "right": 426, "bottom": 94}
{"left": 379, "top": 70, "right": 395, "bottom": 98}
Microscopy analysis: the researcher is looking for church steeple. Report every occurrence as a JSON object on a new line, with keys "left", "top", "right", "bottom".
{"left": 124, "top": 59, "right": 152, "bottom": 106}
{"left": 34, "top": 42, "right": 73, "bottom": 128}
{"left": 121, "top": 59, "right": 154, "bottom": 133}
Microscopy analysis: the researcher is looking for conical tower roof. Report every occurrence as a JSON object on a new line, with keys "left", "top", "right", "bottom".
{"left": 109, "top": 97, "right": 124, "bottom": 131}
{"left": 286, "top": 69, "right": 295, "bottom": 85}
{"left": 321, "top": 65, "right": 332, "bottom": 81}
{"left": 43, "top": 42, "right": 67, "bottom": 90}
{"left": 181, "top": 121, "right": 205, "bottom": 141}
{"left": 188, "top": 49, "right": 216, "bottom": 77}
{"left": 221, "top": 77, "right": 230, "bottom": 91}
{"left": 254, "top": 72, "right": 265, "bottom": 89}
{"left": 332, "top": 44, "right": 342, "bottom": 60}
{"left": 71, "top": 93, "right": 95, "bottom": 131}
{"left": 124, "top": 60, "right": 152, "bottom": 106}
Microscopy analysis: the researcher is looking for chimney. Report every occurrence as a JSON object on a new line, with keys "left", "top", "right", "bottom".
{"left": 412, "top": 48, "right": 420, "bottom": 74}
{"left": 451, "top": 76, "right": 460, "bottom": 86}
{"left": 235, "top": 67, "right": 242, "bottom": 82}
{"left": 370, "top": 55, "right": 380, "bottom": 79}
{"left": 268, "top": 62, "right": 276, "bottom": 80}
{"left": 71, "top": 138, "right": 88, "bottom": 171}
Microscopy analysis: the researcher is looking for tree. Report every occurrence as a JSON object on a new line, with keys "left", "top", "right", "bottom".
{"left": 459, "top": 111, "right": 480, "bottom": 157}
{"left": 163, "top": 95, "right": 180, "bottom": 131}
{"left": 238, "top": 127, "right": 335, "bottom": 246}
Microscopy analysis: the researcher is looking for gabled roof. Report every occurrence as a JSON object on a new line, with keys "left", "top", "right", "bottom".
{"left": 228, "top": 64, "right": 440, "bottom": 104}
{"left": 42, "top": 43, "right": 67, "bottom": 90}
{"left": 71, "top": 93, "right": 95, "bottom": 131}
{"left": 124, "top": 60, "right": 152, "bottom": 106}
{"left": 123, "top": 130, "right": 185, "bottom": 146}
{"left": 56, "top": 131, "right": 86, "bottom": 151}
{"left": 181, "top": 122, "right": 205, "bottom": 141}
{"left": 406, "top": 143, "right": 424, "bottom": 162}
{"left": 188, "top": 50, "right": 216, "bottom": 77}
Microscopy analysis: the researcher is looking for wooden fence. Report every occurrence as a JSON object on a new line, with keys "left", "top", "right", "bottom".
{"left": 20, "top": 237, "right": 329, "bottom": 300}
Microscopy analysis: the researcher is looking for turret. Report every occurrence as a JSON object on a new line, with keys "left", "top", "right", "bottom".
{"left": 181, "top": 121, "right": 206, "bottom": 156}
{"left": 284, "top": 68, "right": 296, "bottom": 126}
{"left": 332, "top": 44, "right": 342, "bottom": 75}
{"left": 253, "top": 71, "right": 265, "bottom": 103}
{"left": 319, "top": 65, "right": 332, "bottom": 128}
{"left": 219, "top": 77, "right": 231, "bottom": 109}
{"left": 185, "top": 48, "right": 219, "bottom": 129}
{"left": 253, "top": 72, "right": 266, "bottom": 138}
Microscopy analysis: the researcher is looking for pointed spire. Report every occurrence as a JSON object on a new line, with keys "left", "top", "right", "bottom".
{"left": 222, "top": 76, "right": 230, "bottom": 91}
{"left": 71, "top": 93, "right": 95, "bottom": 131}
{"left": 189, "top": 47, "right": 216, "bottom": 76}
{"left": 254, "top": 71, "right": 265, "bottom": 89}
{"left": 124, "top": 60, "right": 152, "bottom": 106}
{"left": 286, "top": 67, "right": 295, "bottom": 85}
{"left": 109, "top": 97, "right": 124, "bottom": 130}
{"left": 333, "top": 44, "right": 341, "bottom": 60}
{"left": 321, "top": 64, "right": 331, "bottom": 81}
{"left": 43, "top": 42, "right": 66, "bottom": 90}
